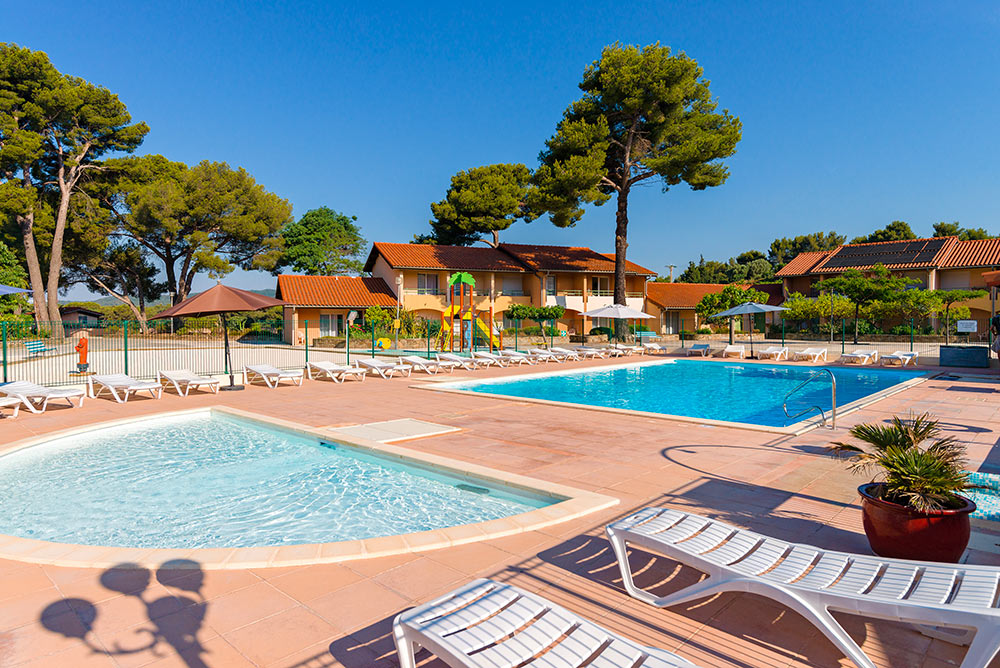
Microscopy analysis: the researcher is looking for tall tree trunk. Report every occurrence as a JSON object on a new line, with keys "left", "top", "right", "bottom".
{"left": 17, "top": 211, "right": 47, "bottom": 328}
{"left": 613, "top": 190, "right": 629, "bottom": 340}
{"left": 45, "top": 181, "right": 73, "bottom": 326}
{"left": 854, "top": 304, "right": 860, "bottom": 345}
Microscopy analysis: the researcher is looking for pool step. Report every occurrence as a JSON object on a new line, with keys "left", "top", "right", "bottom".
{"left": 329, "top": 418, "right": 461, "bottom": 443}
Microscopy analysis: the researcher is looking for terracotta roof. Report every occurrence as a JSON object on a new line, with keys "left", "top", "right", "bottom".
{"left": 774, "top": 251, "right": 833, "bottom": 277}
{"left": 644, "top": 283, "right": 729, "bottom": 309}
{"left": 501, "top": 244, "right": 656, "bottom": 275}
{"left": 364, "top": 243, "right": 527, "bottom": 273}
{"left": 773, "top": 236, "right": 1000, "bottom": 276}
{"left": 275, "top": 275, "right": 397, "bottom": 307}
{"left": 940, "top": 238, "right": 1000, "bottom": 268}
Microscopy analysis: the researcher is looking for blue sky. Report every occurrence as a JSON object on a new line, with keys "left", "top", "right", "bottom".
{"left": 9, "top": 1, "right": 1000, "bottom": 297}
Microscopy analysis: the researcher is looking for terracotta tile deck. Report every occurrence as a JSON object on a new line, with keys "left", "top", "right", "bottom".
{"left": 0, "top": 356, "right": 999, "bottom": 667}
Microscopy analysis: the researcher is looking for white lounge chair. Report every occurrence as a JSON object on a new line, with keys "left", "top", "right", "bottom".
{"left": 497, "top": 349, "right": 535, "bottom": 365}
{"left": 598, "top": 346, "right": 628, "bottom": 357}
{"left": 357, "top": 357, "right": 413, "bottom": 379}
{"left": 0, "top": 396, "right": 20, "bottom": 418}
{"left": 243, "top": 364, "right": 304, "bottom": 388}
{"left": 399, "top": 355, "right": 460, "bottom": 375}
{"left": 306, "top": 360, "right": 367, "bottom": 382}
{"left": 527, "top": 347, "right": 563, "bottom": 362}
{"left": 392, "top": 578, "right": 700, "bottom": 668}
{"left": 642, "top": 342, "right": 668, "bottom": 354}
{"left": 758, "top": 346, "right": 789, "bottom": 361}
{"left": 89, "top": 374, "right": 163, "bottom": 403}
{"left": 470, "top": 351, "right": 508, "bottom": 367}
{"left": 437, "top": 352, "right": 478, "bottom": 370}
{"left": 722, "top": 344, "right": 746, "bottom": 359}
{"left": 881, "top": 350, "right": 919, "bottom": 367}
{"left": 550, "top": 346, "right": 586, "bottom": 360}
{"left": 607, "top": 507, "right": 1000, "bottom": 668}
{"left": 576, "top": 346, "right": 609, "bottom": 358}
{"left": 793, "top": 347, "right": 828, "bottom": 362}
{"left": 613, "top": 342, "right": 645, "bottom": 355}
{"left": 0, "top": 380, "right": 85, "bottom": 413}
{"left": 841, "top": 349, "right": 879, "bottom": 365}
{"left": 157, "top": 369, "right": 220, "bottom": 396}
{"left": 685, "top": 343, "right": 711, "bottom": 357}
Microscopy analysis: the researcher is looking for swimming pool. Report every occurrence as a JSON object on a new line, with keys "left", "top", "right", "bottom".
{"left": 0, "top": 412, "right": 556, "bottom": 549}
{"left": 446, "top": 360, "right": 925, "bottom": 429}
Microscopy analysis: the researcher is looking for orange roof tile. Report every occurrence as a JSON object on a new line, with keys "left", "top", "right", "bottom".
{"left": 364, "top": 243, "right": 527, "bottom": 273}
{"left": 644, "top": 283, "right": 729, "bottom": 309}
{"left": 501, "top": 244, "right": 655, "bottom": 275}
{"left": 774, "top": 251, "right": 833, "bottom": 277}
{"left": 940, "top": 238, "right": 1000, "bottom": 268}
{"left": 275, "top": 275, "right": 397, "bottom": 307}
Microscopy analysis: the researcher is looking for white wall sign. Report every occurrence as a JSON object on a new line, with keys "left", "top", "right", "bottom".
{"left": 956, "top": 319, "right": 977, "bottom": 333}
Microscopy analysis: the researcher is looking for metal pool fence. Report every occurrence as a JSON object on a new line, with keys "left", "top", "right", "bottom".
{"left": 0, "top": 318, "right": 543, "bottom": 388}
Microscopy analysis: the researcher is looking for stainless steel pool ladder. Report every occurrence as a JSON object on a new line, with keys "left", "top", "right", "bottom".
{"left": 782, "top": 368, "right": 836, "bottom": 429}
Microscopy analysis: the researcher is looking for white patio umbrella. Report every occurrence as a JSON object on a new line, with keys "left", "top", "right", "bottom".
{"left": 712, "top": 302, "right": 787, "bottom": 357}
{"left": 582, "top": 304, "right": 653, "bottom": 341}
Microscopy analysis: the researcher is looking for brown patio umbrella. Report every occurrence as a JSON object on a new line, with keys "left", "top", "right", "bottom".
{"left": 155, "top": 284, "right": 287, "bottom": 391}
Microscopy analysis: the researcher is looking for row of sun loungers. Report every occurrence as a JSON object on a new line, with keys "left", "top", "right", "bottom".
{"left": 673, "top": 342, "right": 918, "bottom": 366}
{"left": 394, "top": 507, "right": 1000, "bottom": 668}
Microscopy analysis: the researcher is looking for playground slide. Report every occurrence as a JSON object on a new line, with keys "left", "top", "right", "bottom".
{"left": 474, "top": 317, "right": 502, "bottom": 348}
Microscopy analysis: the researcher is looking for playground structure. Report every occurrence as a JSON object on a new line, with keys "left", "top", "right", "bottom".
{"left": 438, "top": 272, "right": 502, "bottom": 352}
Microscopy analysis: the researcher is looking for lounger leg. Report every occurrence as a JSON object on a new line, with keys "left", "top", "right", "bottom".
{"left": 789, "top": 602, "right": 876, "bottom": 668}
{"left": 958, "top": 629, "right": 1000, "bottom": 668}
{"left": 392, "top": 625, "right": 419, "bottom": 668}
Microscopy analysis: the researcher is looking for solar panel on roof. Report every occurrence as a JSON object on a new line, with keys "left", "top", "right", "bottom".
{"left": 821, "top": 238, "right": 948, "bottom": 269}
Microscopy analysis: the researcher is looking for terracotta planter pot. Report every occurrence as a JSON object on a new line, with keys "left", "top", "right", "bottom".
{"left": 858, "top": 483, "right": 976, "bottom": 563}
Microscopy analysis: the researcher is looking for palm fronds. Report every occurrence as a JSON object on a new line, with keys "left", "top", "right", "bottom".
{"left": 830, "top": 413, "right": 973, "bottom": 511}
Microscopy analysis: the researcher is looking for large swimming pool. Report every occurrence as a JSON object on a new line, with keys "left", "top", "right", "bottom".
{"left": 0, "top": 413, "right": 553, "bottom": 549}
{"left": 448, "top": 360, "right": 924, "bottom": 428}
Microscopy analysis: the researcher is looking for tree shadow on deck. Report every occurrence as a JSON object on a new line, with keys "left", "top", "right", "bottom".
{"left": 41, "top": 559, "right": 209, "bottom": 667}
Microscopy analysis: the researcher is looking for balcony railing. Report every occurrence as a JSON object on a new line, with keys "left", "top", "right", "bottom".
{"left": 498, "top": 290, "right": 527, "bottom": 296}
{"left": 586, "top": 290, "right": 644, "bottom": 298}
{"left": 404, "top": 289, "right": 444, "bottom": 296}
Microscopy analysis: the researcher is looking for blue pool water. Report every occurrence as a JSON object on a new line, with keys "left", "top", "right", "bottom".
{"left": 453, "top": 360, "right": 923, "bottom": 427}
{"left": 966, "top": 471, "right": 1000, "bottom": 521}
{"left": 0, "top": 413, "right": 552, "bottom": 549}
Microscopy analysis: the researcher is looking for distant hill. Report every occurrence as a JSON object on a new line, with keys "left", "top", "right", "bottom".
{"left": 93, "top": 287, "right": 276, "bottom": 307}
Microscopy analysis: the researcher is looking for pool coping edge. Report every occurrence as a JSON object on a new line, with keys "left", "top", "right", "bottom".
{"left": 0, "top": 406, "right": 619, "bottom": 570}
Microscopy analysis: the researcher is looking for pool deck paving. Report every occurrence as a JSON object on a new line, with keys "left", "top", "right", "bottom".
{"left": 0, "top": 354, "right": 999, "bottom": 667}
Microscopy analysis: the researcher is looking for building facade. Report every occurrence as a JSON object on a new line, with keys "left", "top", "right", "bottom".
{"left": 775, "top": 236, "right": 1000, "bottom": 327}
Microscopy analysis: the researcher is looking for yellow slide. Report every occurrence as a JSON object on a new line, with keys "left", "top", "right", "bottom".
{"left": 474, "top": 317, "right": 502, "bottom": 348}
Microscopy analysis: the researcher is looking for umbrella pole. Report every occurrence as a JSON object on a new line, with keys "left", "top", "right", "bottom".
{"left": 220, "top": 313, "right": 244, "bottom": 391}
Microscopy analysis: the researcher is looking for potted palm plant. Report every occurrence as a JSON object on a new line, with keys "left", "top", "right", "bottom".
{"left": 831, "top": 413, "right": 977, "bottom": 563}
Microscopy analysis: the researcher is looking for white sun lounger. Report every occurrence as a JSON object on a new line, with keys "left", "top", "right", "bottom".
{"left": 497, "top": 350, "right": 535, "bottom": 365}
{"left": 642, "top": 342, "right": 669, "bottom": 354}
{"left": 722, "top": 344, "right": 745, "bottom": 359}
{"left": 613, "top": 342, "right": 645, "bottom": 356}
{"left": 608, "top": 507, "right": 1000, "bottom": 668}
{"left": 0, "top": 396, "right": 20, "bottom": 418}
{"left": 527, "top": 347, "right": 563, "bottom": 362}
{"left": 0, "top": 380, "right": 85, "bottom": 413}
{"left": 399, "top": 355, "right": 460, "bottom": 375}
{"left": 470, "top": 351, "right": 509, "bottom": 367}
{"left": 881, "top": 350, "right": 919, "bottom": 367}
{"left": 157, "top": 369, "right": 220, "bottom": 396}
{"left": 550, "top": 346, "right": 585, "bottom": 360}
{"left": 392, "top": 578, "right": 700, "bottom": 668}
{"left": 758, "top": 346, "right": 789, "bottom": 361}
{"left": 576, "top": 346, "right": 608, "bottom": 358}
{"left": 306, "top": 360, "right": 367, "bottom": 382}
{"left": 685, "top": 343, "right": 710, "bottom": 357}
{"left": 793, "top": 347, "right": 828, "bottom": 362}
{"left": 437, "top": 352, "right": 478, "bottom": 370}
{"left": 841, "top": 349, "right": 879, "bottom": 365}
{"left": 243, "top": 364, "right": 304, "bottom": 388}
{"left": 89, "top": 374, "right": 163, "bottom": 403}
{"left": 357, "top": 357, "right": 413, "bottom": 378}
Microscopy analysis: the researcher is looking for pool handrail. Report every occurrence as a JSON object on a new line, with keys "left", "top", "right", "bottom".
{"left": 782, "top": 367, "right": 836, "bottom": 429}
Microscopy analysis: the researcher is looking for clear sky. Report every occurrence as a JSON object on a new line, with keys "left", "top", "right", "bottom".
{"left": 9, "top": 1, "right": 1000, "bottom": 298}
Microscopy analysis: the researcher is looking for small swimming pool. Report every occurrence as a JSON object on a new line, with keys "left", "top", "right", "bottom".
{"left": 0, "top": 413, "right": 554, "bottom": 549}
{"left": 446, "top": 360, "right": 924, "bottom": 428}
